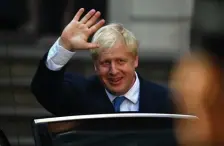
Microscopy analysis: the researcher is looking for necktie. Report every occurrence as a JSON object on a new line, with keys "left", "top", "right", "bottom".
{"left": 113, "top": 96, "right": 126, "bottom": 112}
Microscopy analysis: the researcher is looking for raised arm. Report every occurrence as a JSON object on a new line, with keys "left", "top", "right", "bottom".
{"left": 31, "top": 8, "right": 105, "bottom": 116}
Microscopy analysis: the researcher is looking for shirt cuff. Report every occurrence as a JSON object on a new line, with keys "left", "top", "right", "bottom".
{"left": 46, "top": 38, "right": 75, "bottom": 71}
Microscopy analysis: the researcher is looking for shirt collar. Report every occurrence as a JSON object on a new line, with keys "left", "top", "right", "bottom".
{"left": 105, "top": 72, "right": 140, "bottom": 104}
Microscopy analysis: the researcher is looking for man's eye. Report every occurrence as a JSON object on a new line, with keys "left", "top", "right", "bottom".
{"left": 118, "top": 59, "right": 126, "bottom": 63}
{"left": 101, "top": 61, "right": 110, "bottom": 65}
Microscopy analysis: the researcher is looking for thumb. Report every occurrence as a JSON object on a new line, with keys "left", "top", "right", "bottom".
{"left": 85, "top": 42, "right": 100, "bottom": 49}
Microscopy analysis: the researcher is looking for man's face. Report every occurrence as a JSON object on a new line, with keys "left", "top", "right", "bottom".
{"left": 94, "top": 41, "right": 138, "bottom": 95}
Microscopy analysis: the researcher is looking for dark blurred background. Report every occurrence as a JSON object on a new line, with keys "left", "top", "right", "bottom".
{"left": 0, "top": 0, "right": 224, "bottom": 146}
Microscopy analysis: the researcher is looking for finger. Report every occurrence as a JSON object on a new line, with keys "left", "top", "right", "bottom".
{"left": 86, "top": 11, "right": 101, "bottom": 27}
{"left": 80, "top": 9, "right": 96, "bottom": 24}
{"left": 89, "top": 19, "right": 105, "bottom": 34}
{"left": 73, "top": 8, "right": 85, "bottom": 21}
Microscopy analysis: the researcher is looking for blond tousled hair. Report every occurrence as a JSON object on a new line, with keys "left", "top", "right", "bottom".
{"left": 90, "top": 23, "right": 139, "bottom": 60}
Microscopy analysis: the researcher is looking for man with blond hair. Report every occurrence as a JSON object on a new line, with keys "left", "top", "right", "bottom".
{"left": 31, "top": 8, "right": 174, "bottom": 116}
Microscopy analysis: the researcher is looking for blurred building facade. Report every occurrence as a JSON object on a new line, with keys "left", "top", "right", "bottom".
{"left": 2, "top": 0, "right": 222, "bottom": 146}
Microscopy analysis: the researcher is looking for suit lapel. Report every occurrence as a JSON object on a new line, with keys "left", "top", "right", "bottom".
{"left": 138, "top": 75, "right": 157, "bottom": 113}
{"left": 89, "top": 77, "right": 115, "bottom": 113}
{"left": 94, "top": 87, "right": 115, "bottom": 113}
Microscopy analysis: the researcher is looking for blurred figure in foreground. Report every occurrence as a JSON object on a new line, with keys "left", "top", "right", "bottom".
{"left": 170, "top": 34, "right": 224, "bottom": 145}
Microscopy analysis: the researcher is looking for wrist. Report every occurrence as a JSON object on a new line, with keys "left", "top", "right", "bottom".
{"left": 59, "top": 37, "right": 73, "bottom": 51}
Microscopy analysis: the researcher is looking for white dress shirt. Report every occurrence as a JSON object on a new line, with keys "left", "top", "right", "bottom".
{"left": 46, "top": 38, "right": 140, "bottom": 111}
{"left": 105, "top": 72, "right": 140, "bottom": 112}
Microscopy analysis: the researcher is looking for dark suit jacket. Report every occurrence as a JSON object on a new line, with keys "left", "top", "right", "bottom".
{"left": 31, "top": 53, "right": 175, "bottom": 116}
{"left": 31, "top": 54, "right": 178, "bottom": 146}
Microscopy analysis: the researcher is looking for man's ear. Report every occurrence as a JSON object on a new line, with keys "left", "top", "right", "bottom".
{"left": 134, "top": 55, "right": 139, "bottom": 68}
{"left": 94, "top": 64, "right": 97, "bottom": 71}
{"left": 93, "top": 61, "right": 98, "bottom": 72}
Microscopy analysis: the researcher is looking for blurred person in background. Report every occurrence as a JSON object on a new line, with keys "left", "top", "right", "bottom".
{"left": 169, "top": 33, "right": 224, "bottom": 145}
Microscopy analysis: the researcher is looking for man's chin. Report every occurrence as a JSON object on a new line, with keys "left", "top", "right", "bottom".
{"left": 106, "top": 86, "right": 126, "bottom": 96}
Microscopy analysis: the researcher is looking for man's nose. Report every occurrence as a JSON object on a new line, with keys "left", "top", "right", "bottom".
{"left": 109, "top": 63, "right": 119, "bottom": 75}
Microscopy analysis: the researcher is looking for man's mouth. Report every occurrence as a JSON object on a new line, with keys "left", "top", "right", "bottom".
{"left": 108, "top": 77, "right": 123, "bottom": 85}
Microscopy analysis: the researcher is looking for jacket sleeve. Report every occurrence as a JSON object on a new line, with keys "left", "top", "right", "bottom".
{"left": 31, "top": 52, "right": 87, "bottom": 116}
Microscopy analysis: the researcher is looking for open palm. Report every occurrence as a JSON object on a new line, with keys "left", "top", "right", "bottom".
{"left": 60, "top": 8, "right": 105, "bottom": 51}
